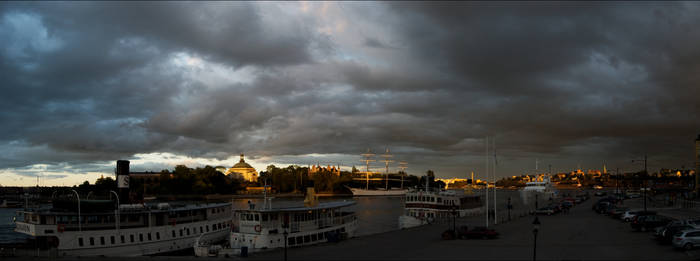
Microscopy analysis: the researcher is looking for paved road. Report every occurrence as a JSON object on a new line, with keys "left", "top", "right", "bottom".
{"left": 244, "top": 197, "right": 695, "bottom": 260}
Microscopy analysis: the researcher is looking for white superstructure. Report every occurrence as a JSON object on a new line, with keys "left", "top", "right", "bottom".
{"left": 14, "top": 200, "right": 232, "bottom": 256}
{"left": 520, "top": 175, "right": 558, "bottom": 204}
{"left": 398, "top": 189, "right": 483, "bottom": 229}
{"left": 209, "top": 200, "right": 357, "bottom": 256}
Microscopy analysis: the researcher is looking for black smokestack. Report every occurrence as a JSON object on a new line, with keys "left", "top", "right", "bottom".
{"left": 116, "top": 160, "right": 130, "bottom": 204}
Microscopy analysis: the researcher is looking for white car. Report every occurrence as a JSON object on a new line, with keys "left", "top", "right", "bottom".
{"left": 593, "top": 185, "right": 603, "bottom": 190}
{"left": 673, "top": 229, "right": 700, "bottom": 250}
{"left": 621, "top": 211, "right": 637, "bottom": 222}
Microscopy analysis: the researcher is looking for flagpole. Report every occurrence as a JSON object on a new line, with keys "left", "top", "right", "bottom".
{"left": 485, "top": 136, "right": 489, "bottom": 228}
{"left": 493, "top": 136, "right": 497, "bottom": 225}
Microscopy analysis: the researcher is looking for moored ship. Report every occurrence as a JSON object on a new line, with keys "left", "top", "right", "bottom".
{"left": 14, "top": 199, "right": 232, "bottom": 256}
{"left": 197, "top": 188, "right": 357, "bottom": 257}
{"left": 520, "top": 175, "right": 558, "bottom": 205}
{"left": 398, "top": 188, "right": 483, "bottom": 229}
{"left": 346, "top": 186, "right": 407, "bottom": 196}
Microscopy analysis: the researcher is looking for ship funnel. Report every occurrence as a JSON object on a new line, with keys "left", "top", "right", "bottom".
{"left": 116, "top": 160, "right": 130, "bottom": 204}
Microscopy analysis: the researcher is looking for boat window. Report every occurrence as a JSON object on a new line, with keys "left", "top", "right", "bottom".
{"left": 206, "top": 225, "right": 209, "bottom": 232}
{"left": 121, "top": 235, "right": 125, "bottom": 243}
{"left": 110, "top": 236, "right": 115, "bottom": 244}
{"left": 437, "top": 197, "right": 442, "bottom": 203}
{"left": 172, "top": 230, "right": 176, "bottom": 238}
{"left": 180, "top": 229, "right": 183, "bottom": 236}
{"left": 156, "top": 232, "right": 160, "bottom": 240}
{"left": 90, "top": 237, "right": 94, "bottom": 246}
{"left": 311, "top": 234, "right": 317, "bottom": 241}
{"left": 130, "top": 234, "right": 134, "bottom": 243}
{"left": 78, "top": 238, "right": 83, "bottom": 247}
{"left": 297, "top": 236, "right": 303, "bottom": 244}
{"left": 262, "top": 214, "right": 268, "bottom": 221}
{"left": 288, "top": 237, "right": 295, "bottom": 245}
{"left": 139, "top": 234, "right": 143, "bottom": 242}
{"left": 319, "top": 232, "right": 324, "bottom": 240}
{"left": 148, "top": 233, "right": 152, "bottom": 241}
{"left": 341, "top": 227, "right": 346, "bottom": 232}
{"left": 100, "top": 237, "right": 105, "bottom": 245}
{"left": 186, "top": 228, "right": 190, "bottom": 235}
{"left": 254, "top": 214, "right": 259, "bottom": 221}
{"left": 200, "top": 227, "right": 203, "bottom": 233}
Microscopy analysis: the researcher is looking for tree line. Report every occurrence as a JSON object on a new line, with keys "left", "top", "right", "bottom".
{"left": 75, "top": 164, "right": 446, "bottom": 196}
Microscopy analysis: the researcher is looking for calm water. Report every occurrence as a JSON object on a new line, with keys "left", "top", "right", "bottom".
{"left": 0, "top": 189, "right": 557, "bottom": 244}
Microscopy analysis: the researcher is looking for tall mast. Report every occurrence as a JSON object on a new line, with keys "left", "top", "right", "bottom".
{"left": 493, "top": 136, "right": 497, "bottom": 225}
{"left": 361, "top": 149, "right": 376, "bottom": 190}
{"left": 485, "top": 136, "right": 489, "bottom": 228}
{"left": 398, "top": 161, "right": 408, "bottom": 189}
{"left": 380, "top": 148, "right": 394, "bottom": 190}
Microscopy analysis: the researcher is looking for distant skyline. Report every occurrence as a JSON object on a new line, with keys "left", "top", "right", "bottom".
{"left": 1, "top": 2, "right": 700, "bottom": 186}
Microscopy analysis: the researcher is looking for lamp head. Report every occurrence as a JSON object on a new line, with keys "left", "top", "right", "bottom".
{"left": 532, "top": 216, "right": 541, "bottom": 230}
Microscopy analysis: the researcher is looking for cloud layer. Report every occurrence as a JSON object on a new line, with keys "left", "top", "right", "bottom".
{"left": 1, "top": 2, "right": 699, "bottom": 185}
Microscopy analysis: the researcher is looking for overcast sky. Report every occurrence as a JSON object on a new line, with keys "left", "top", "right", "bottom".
{"left": 1, "top": 2, "right": 700, "bottom": 186}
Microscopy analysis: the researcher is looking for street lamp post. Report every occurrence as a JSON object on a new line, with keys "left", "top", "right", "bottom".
{"left": 283, "top": 213, "right": 289, "bottom": 261}
{"left": 70, "top": 190, "right": 81, "bottom": 232}
{"left": 283, "top": 229, "right": 288, "bottom": 261}
{"left": 508, "top": 197, "right": 512, "bottom": 221}
{"left": 632, "top": 155, "right": 648, "bottom": 212}
{"left": 532, "top": 216, "right": 540, "bottom": 261}
{"left": 110, "top": 190, "right": 120, "bottom": 232}
{"left": 451, "top": 203, "right": 457, "bottom": 237}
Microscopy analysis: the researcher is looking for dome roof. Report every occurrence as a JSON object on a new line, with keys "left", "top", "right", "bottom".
{"left": 231, "top": 154, "right": 254, "bottom": 169}
{"left": 233, "top": 162, "right": 253, "bottom": 169}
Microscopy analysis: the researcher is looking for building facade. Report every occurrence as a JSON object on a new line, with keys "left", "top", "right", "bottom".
{"left": 308, "top": 164, "right": 340, "bottom": 176}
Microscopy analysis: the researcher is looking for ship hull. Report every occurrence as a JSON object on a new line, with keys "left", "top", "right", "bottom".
{"left": 347, "top": 187, "right": 407, "bottom": 196}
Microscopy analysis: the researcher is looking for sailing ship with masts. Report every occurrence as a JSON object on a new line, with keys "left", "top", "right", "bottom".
{"left": 345, "top": 149, "right": 408, "bottom": 196}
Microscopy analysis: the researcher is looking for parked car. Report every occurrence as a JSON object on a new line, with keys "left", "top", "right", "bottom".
{"left": 593, "top": 201, "right": 611, "bottom": 213}
{"left": 460, "top": 227, "right": 499, "bottom": 239}
{"left": 672, "top": 229, "right": 700, "bottom": 250}
{"left": 550, "top": 204, "right": 562, "bottom": 213}
{"left": 593, "top": 185, "right": 604, "bottom": 190}
{"left": 561, "top": 201, "right": 573, "bottom": 209}
{"left": 656, "top": 224, "right": 698, "bottom": 244}
{"left": 631, "top": 214, "right": 674, "bottom": 232}
{"left": 534, "top": 207, "right": 556, "bottom": 216}
{"left": 608, "top": 207, "right": 629, "bottom": 218}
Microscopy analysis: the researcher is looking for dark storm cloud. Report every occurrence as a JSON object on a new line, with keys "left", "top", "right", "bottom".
{"left": 378, "top": 2, "right": 700, "bottom": 170}
{"left": 1, "top": 2, "right": 700, "bottom": 180}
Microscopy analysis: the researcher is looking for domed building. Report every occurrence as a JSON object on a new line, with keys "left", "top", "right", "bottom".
{"left": 226, "top": 154, "right": 258, "bottom": 182}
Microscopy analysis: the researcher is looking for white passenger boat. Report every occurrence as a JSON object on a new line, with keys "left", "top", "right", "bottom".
{"left": 14, "top": 200, "right": 232, "bottom": 256}
{"left": 398, "top": 189, "right": 483, "bottom": 229}
{"left": 520, "top": 175, "right": 558, "bottom": 205}
{"left": 196, "top": 189, "right": 357, "bottom": 257}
